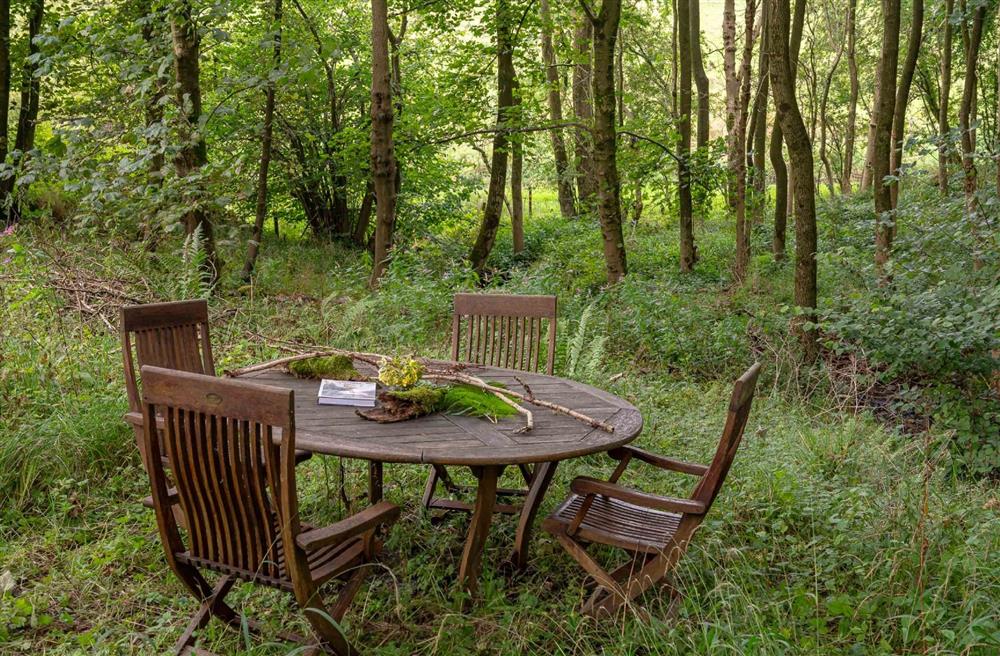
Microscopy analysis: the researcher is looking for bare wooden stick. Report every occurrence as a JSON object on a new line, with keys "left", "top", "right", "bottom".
{"left": 230, "top": 349, "right": 613, "bottom": 434}
{"left": 424, "top": 372, "right": 614, "bottom": 433}
{"left": 225, "top": 348, "right": 383, "bottom": 377}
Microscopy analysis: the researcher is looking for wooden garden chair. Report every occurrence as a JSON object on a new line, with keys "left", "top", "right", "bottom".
{"left": 139, "top": 365, "right": 400, "bottom": 656}
{"left": 120, "top": 300, "right": 311, "bottom": 516}
{"left": 542, "top": 363, "right": 762, "bottom": 617}
{"left": 420, "top": 293, "right": 558, "bottom": 515}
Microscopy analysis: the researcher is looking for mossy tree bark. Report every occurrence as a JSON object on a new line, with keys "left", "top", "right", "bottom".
{"left": 938, "top": 0, "right": 954, "bottom": 195}
{"left": 690, "top": 0, "right": 710, "bottom": 151}
{"left": 540, "top": 0, "right": 577, "bottom": 219}
{"left": 841, "top": 0, "right": 859, "bottom": 193}
{"left": 369, "top": 0, "right": 398, "bottom": 287}
{"left": 0, "top": 0, "right": 9, "bottom": 226}
{"left": 958, "top": 1, "right": 985, "bottom": 268}
{"left": 241, "top": 0, "right": 283, "bottom": 283}
{"left": 748, "top": 0, "right": 769, "bottom": 225}
{"left": 581, "top": 0, "right": 627, "bottom": 282}
{"left": 769, "top": 0, "right": 805, "bottom": 261}
{"left": 872, "top": 0, "right": 901, "bottom": 278}
{"left": 572, "top": 15, "right": 597, "bottom": 210}
{"left": 889, "top": 0, "right": 924, "bottom": 210}
{"left": 724, "top": 0, "right": 755, "bottom": 281}
{"left": 511, "top": 70, "right": 524, "bottom": 254}
{"left": 5, "top": 0, "right": 42, "bottom": 225}
{"left": 170, "top": 0, "right": 220, "bottom": 284}
{"left": 676, "top": 0, "right": 696, "bottom": 271}
{"left": 469, "top": 0, "right": 515, "bottom": 277}
{"left": 768, "top": 0, "right": 818, "bottom": 362}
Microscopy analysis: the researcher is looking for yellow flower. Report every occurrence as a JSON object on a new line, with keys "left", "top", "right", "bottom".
{"left": 378, "top": 355, "right": 425, "bottom": 389}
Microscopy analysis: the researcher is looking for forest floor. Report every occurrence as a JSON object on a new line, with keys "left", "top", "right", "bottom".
{"left": 1, "top": 191, "right": 999, "bottom": 655}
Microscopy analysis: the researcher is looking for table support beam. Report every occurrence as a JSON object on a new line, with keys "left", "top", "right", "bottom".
{"left": 511, "top": 460, "right": 557, "bottom": 569}
{"left": 458, "top": 465, "right": 502, "bottom": 599}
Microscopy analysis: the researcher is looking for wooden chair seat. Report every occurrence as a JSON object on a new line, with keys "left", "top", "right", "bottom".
{"left": 542, "top": 363, "right": 762, "bottom": 618}
{"left": 175, "top": 529, "right": 366, "bottom": 593}
{"left": 543, "top": 494, "right": 683, "bottom": 554}
{"left": 139, "top": 366, "right": 400, "bottom": 655}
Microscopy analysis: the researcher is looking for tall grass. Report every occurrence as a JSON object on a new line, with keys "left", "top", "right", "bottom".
{"left": 1, "top": 192, "right": 998, "bottom": 654}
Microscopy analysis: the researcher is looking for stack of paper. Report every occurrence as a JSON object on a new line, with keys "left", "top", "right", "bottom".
{"left": 317, "top": 379, "right": 377, "bottom": 407}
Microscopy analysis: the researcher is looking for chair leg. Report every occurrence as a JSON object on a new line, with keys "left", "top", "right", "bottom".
{"left": 588, "top": 548, "right": 684, "bottom": 618}
{"left": 172, "top": 575, "right": 236, "bottom": 656}
{"left": 553, "top": 533, "right": 625, "bottom": 601}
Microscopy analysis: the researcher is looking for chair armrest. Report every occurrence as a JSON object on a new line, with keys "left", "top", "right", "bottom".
{"left": 295, "top": 501, "right": 400, "bottom": 552}
{"left": 608, "top": 446, "right": 709, "bottom": 476}
{"left": 570, "top": 477, "right": 706, "bottom": 515}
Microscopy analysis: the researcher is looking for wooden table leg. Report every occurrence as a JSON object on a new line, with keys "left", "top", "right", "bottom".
{"left": 458, "top": 465, "right": 501, "bottom": 598}
{"left": 368, "top": 460, "right": 383, "bottom": 503}
{"left": 510, "top": 460, "right": 557, "bottom": 569}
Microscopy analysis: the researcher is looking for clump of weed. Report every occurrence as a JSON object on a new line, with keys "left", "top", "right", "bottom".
{"left": 287, "top": 355, "right": 362, "bottom": 380}
{"left": 385, "top": 383, "right": 446, "bottom": 414}
{"left": 439, "top": 384, "right": 518, "bottom": 420}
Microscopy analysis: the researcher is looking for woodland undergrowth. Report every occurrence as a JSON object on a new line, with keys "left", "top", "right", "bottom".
{"left": 1, "top": 186, "right": 998, "bottom": 655}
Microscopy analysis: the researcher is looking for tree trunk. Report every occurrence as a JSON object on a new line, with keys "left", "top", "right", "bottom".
{"left": 388, "top": 15, "right": 406, "bottom": 198}
{"left": 872, "top": 0, "right": 901, "bottom": 278}
{"left": 938, "top": 0, "right": 953, "bottom": 194}
{"left": 140, "top": 1, "right": 166, "bottom": 187}
{"left": 511, "top": 138, "right": 524, "bottom": 253}
{"left": 170, "top": 0, "right": 219, "bottom": 283}
{"left": 958, "top": 1, "right": 985, "bottom": 268}
{"left": 677, "top": 0, "right": 696, "bottom": 271}
{"left": 5, "top": 0, "right": 42, "bottom": 224}
{"left": 749, "top": 0, "right": 769, "bottom": 225}
{"left": 469, "top": 0, "right": 515, "bottom": 276}
{"left": 768, "top": 0, "right": 818, "bottom": 362}
{"left": 842, "top": 0, "right": 858, "bottom": 193}
{"left": 584, "top": 0, "right": 627, "bottom": 282}
{"left": 725, "top": 0, "right": 755, "bottom": 282}
{"left": 241, "top": 0, "right": 282, "bottom": 283}
{"left": 511, "top": 67, "right": 524, "bottom": 254}
{"left": 540, "top": 0, "right": 576, "bottom": 218}
{"left": 770, "top": 0, "right": 805, "bottom": 260}
{"left": 0, "top": 0, "right": 9, "bottom": 225}
{"left": 889, "top": 0, "right": 924, "bottom": 209}
{"left": 690, "top": 0, "right": 710, "bottom": 150}
{"left": 572, "top": 16, "right": 597, "bottom": 209}
{"left": 353, "top": 179, "right": 374, "bottom": 246}
{"left": 818, "top": 2, "right": 846, "bottom": 197}
{"left": 369, "top": 0, "right": 397, "bottom": 287}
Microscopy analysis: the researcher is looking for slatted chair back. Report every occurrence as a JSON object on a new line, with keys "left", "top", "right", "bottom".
{"left": 451, "top": 293, "right": 557, "bottom": 375}
{"left": 140, "top": 365, "right": 299, "bottom": 584}
{"left": 691, "top": 362, "right": 762, "bottom": 512}
{"left": 121, "top": 300, "right": 215, "bottom": 414}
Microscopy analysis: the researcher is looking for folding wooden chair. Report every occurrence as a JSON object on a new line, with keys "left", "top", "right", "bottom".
{"left": 421, "top": 293, "right": 558, "bottom": 515}
{"left": 121, "top": 300, "right": 311, "bottom": 515}
{"left": 140, "top": 365, "right": 400, "bottom": 655}
{"left": 542, "top": 363, "right": 762, "bottom": 617}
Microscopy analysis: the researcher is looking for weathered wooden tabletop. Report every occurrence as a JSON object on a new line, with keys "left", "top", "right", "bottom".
{"left": 242, "top": 361, "right": 643, "bottom": 597}
{"left": 242, "top": 362, "right": 643, "bottom": 466}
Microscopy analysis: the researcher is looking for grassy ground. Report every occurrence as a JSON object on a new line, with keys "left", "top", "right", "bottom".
{"left": 1, "top": 191, "right": 998, "bottom": 654}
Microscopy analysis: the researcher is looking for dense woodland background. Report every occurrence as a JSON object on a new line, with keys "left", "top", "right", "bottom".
{"left": 1, "top": 0, "right": 999, "bottom": 653}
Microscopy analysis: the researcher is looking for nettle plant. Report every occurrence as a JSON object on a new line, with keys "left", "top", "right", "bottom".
{"left": 820, "top": 188, "right": 1000, "bottom": 477}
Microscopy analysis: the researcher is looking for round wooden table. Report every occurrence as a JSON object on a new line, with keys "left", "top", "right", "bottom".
{"left": 243, "top": 363, "right": 643, "bottom": 596}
